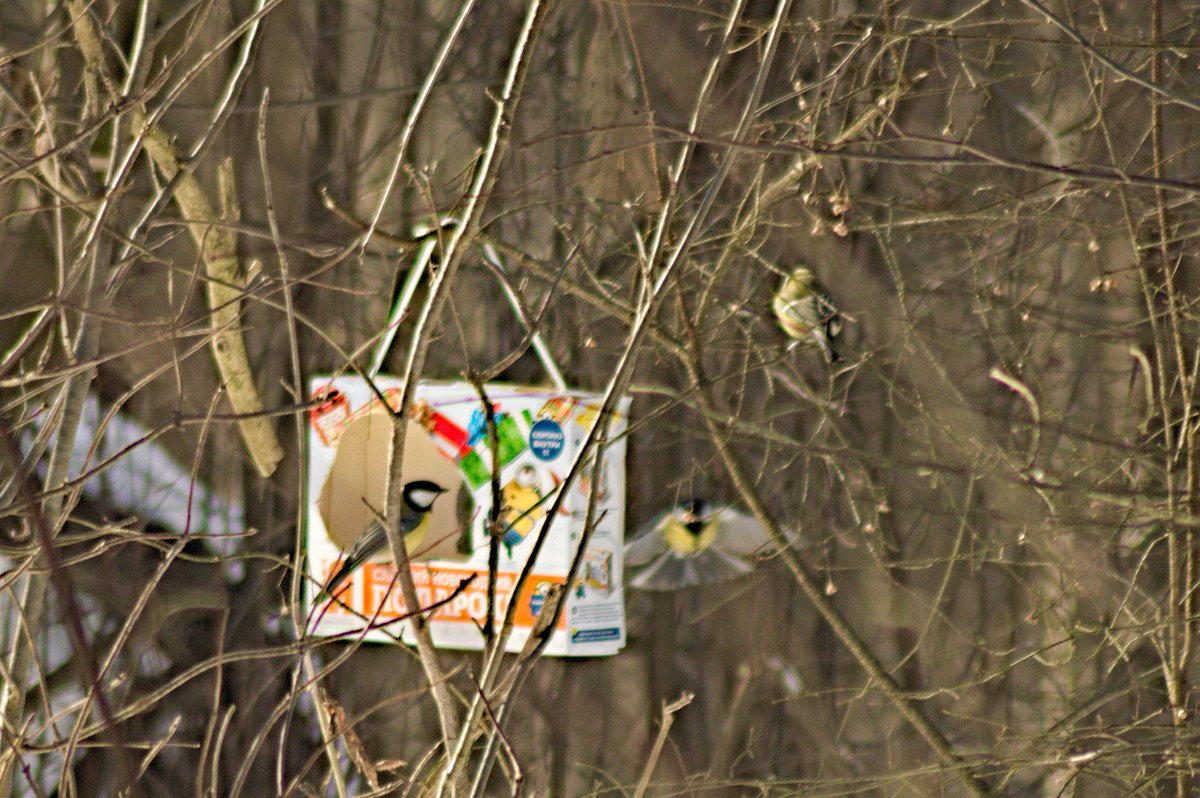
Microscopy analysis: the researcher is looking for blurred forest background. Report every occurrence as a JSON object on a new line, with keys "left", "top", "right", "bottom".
{"left": 2, "top": 0, "right": 1199, "bottom": 795}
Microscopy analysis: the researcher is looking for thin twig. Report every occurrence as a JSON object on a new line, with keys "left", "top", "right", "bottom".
{"left": 632, "top": 693, "right": 693, "bottom": 798}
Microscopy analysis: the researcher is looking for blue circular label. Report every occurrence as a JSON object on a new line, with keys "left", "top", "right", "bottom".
{"left": 529, "top": 418, "right": 564, "bottom": 461}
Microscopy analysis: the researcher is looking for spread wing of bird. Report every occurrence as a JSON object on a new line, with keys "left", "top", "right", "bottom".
{"left": 709, "top": 505, "right": 771, "bottom": 557}
{"left": 628, "top": 546, "right": 753, "bottom": 591}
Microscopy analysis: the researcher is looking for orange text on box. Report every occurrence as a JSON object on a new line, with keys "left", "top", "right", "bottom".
{"left": 327, "top": 562, "right": 566, "bottom": 631}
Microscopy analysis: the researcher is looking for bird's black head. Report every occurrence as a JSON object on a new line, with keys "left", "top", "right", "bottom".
{"left": 403, "top": 479, "right": 448, "bottom": 511}
{"left": 679, "top": 498, "right": 710, "bottom": 536}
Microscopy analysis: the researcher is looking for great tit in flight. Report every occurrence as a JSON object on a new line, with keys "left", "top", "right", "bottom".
{"left": 624, "top": 498, "right": 770, "bottom": 590}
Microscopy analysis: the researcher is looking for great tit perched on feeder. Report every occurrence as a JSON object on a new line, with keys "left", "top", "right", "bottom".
{"left": 772, "top": 265, "right": 843, "bottom": 362}
{"left": 321, "top": 479, "right": 447, "bottom": 597}
{"left": 624, "top": 499, "right": 770, "bottom": 591}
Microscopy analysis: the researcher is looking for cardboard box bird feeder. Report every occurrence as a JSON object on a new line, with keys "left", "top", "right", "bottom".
{"left": 305, "top": 224, "right": 629, "bottom": 655}
{"left": 304, "top": 378, "right": 629, "bottom": 656}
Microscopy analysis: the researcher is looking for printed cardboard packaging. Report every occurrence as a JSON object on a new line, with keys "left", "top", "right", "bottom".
{"left": 305, "top": 376, "right": 628, "bottom": 656}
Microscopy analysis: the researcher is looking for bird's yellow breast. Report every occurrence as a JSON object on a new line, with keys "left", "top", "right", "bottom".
{"left": 662, "top": 517, "right": 718, "bottom": 554}
{"left": 403, "top": 512, "right": 432, "bottom": 554}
